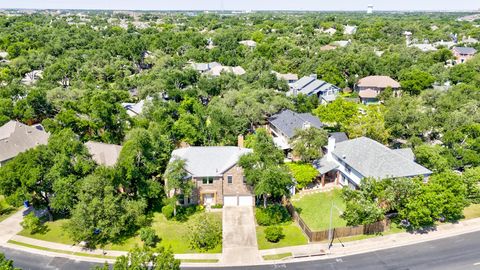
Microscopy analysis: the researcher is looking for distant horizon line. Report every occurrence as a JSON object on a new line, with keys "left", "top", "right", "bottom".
{"left": 1, "top": 8, "right": 480, "bottom": 13}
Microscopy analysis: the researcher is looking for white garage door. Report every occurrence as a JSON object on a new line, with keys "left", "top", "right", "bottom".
{"left": 238, "top": 196, "right": 253, "bottom": 206}
{"left": 223, "top": 196, "right": 238, "bottom": 206}
{"left": 224, "top": 195, "right": 254, "bottom": 206}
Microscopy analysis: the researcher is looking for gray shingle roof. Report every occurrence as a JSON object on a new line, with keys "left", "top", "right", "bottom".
{"left": 291, "top": 76, "right": 316, "bottom": 90}
{"left": 329, "top": 132, "right": 348, "bottom": 143}
{"left": 290, "top": 76, "right": 341, "bottom": 97}
{"left": 170, "top": 146, "right": 252, "bottom": 177}
{"left": 268, "top": 110, "right": 324, "bottom": 139}
{"left": 453, "top": 46, "right": 477, "bottom": 55}
{"left": 85, "top": 141, "right": 123, "bottom": 167}
{"left": 392, "top": 148, "right": 415, "bottom": 161}
{"left": 332, "top": 137, "right": 431, "bottom": 179}
{"left": 0, "top": 121, "right": 49, "bottom": 163}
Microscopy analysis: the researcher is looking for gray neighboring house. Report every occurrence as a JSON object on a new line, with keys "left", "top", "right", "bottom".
{"left": 85, "top": 141, "right": 123, "bottom": 167}
{"left": 267, "top": 109, "right": 323, "bottom": 150}
{"left": 169, "top": 146, "right": 254, "bottom": 206}
{"left": 121, "top": 97, "right": 152, "bottom": 117}
{"left": 0, "top": 120, "right": 49, "bottom": 166}
{"left": 288, "top": 74, "right": 341, "bottom": 104}
{"left": 314, "top": 136, "right": 432, "bottom": 189}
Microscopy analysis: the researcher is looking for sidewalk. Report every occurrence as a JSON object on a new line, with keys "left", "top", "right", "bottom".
{"left": 259, "top": 217, "right": 480, "bottom": 262}
{"left": 3, "top": 206, "right": 480, "bottom": 267}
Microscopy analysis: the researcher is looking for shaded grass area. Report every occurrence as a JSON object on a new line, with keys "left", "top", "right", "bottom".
{"left": 0, "top": 195, "right": 19, "bottom": 222}
{"left": 8, "top": 240, "right": 116, "bottom": 259}
{"left": 18, "top": 218, "right": 73, "bottom": 245}
{"left": 18, "top": 211, "right": 222, "bottom": 254}
{"left": 463, "top": 204, "right": 480, "bottom": 220}
{"left": 262, "top": 252, "right": 292, "bottom": 260}
{"left": 256, "top": 222, "right": 308, "bottom": 250}
{"left": 292, "top": 189, "right": 346, "bottom": 231}
{"left": 180, "top": 259, "right": 219, "bottom": 263}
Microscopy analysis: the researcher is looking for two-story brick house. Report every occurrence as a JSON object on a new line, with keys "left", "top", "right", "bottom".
{"left": 356, "top": 76, "right": 401, "bottom": 104}
{"left": 452, "top": 46, "right": 477, "bottom": 64}
{"left": 169, "top": 145, "right": 254, "bottom": 206}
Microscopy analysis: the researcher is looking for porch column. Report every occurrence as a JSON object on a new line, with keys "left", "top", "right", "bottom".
{"left": 321, "top": 174, "right": 325, "bottom": 187}
{"left": 335, "top": 171, "right": 340, "bottom": 185}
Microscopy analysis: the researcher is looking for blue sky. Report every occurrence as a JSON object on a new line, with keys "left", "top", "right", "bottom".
{"left": 0, "top": 0, "right": 479, "bottom": 11}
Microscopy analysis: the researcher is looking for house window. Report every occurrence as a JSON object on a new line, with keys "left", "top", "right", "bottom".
{"left": 178, "top": 194, "right": 185, "bottom": 205}
{"left": 227, "top": 175, "right": 233, "bottom": 184}
{"left": 202, "top": 177, "right": 213, "bottom": 185}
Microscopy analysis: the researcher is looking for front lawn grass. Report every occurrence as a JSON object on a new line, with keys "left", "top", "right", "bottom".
{"left": 18, "top": 218, "right": 73, "bottom": 245}
{"left": 107, "top": 211, "right": 222, "bottom": 253}
{"left": 292, "top": 189, "right": 346, "bottom": 231}
{"left": 262, "top": 252, "right": 293, "bottom": 260}
{"left": 18, "top": 211, "right": 222, "bottom": 254}
{"left": 256, "top": 222, "right": 308, "bottom": 250}
{"left": 463, "top": 204, "right": 480, "bottom": 220}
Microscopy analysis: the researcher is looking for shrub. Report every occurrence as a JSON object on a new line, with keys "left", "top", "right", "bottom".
{"left": 255, "top": 205, "right": 291, "bottom": 226}
{"left": 265, "top": 226, "right": 284, "bottom": 243}
{"left": 20, "top": 212, "right": 43, "bottom": 234}
{"left": 187, "top": 213, "right": 222, "bottom": 251}
{"left": 139, "top": 227, "right": 159, "bottom": 247}
{"left": 211, "top": 204, "right": 223, "bottom": 209}
{"left": 162, "top": 205, "right": 174, "bottom": 219}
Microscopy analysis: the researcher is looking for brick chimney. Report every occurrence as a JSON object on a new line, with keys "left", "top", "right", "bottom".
{"left": 238, "top": 134, "right": 244, "bottom": 148}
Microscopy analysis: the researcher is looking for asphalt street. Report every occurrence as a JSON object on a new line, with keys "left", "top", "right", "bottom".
{"left": 3, "top": 230, "right": 480, "bottom": 270}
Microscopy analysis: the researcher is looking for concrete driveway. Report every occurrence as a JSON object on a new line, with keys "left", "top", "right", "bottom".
{"left": 0, "top": 208, "right": 27, "bottom": 244}
{"left": 220, "top": 206, "right": 262, "bottom": 265}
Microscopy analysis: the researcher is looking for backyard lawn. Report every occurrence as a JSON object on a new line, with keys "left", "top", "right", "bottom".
{"left": 18, "top": 211, "right": 222, "bottom": 254}
{"left": 256, "top": 222, "right": 308, "bottom": 250}
{"left": 292, "top": 189, "right": 347, "bottom": 231}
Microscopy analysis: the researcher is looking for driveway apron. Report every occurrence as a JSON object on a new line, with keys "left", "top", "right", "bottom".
{"left": 220, "top": 206, "right": 262, "bottom": 265}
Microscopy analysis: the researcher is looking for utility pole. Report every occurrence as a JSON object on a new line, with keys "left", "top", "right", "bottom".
{"left": 328, "top": 201, "right": 333, "bottom": 249}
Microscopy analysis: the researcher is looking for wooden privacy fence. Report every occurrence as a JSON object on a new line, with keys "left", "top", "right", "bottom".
{"left": 286, "top": 203, "right": 390, "bottom": 242}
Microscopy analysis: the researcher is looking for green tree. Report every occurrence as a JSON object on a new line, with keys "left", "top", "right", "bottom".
{"left": 112, "top": 246, "right": 180, "bottom": 270}
{"left": 286, "top": 163, "right": 319, "bottom": 189}
{"left": 67, "top": 169, "right": 146, "bottom": 248}
{"left": 163, "top": 158, "right": 193, "bottom": 216}
{"left": 346, "top": 106, "right": 390, "bottom": 144}
{"left": 414, "top": 145, "right": 452, "bottom": 173}
{"left": 116, "top": 128, "right": 164, "bottom": 205}
{"left": 399, "top": 68, "right": 435, "bottom": 95}
{"left": 0, "top": 253, "right": 19, "bottom": 270}
{"left": 313, "top": 98, "right": 358, "bottom": 130}
{"left": 139, "top": 227, "right": 159, "bottom": 248}
{"left": 290, "top": 127, "right": 328, "bottom": 162}
{"left": 239, "top": 129, "right": 293, "bottom": 207}
{"left": 20, "top": 212, "right": 44, "bottom": 234}
{"left": 463, "top": 167, "right": 480, "bottom": 204}
{"left": 187, "top": 213, "right": 222, "bottom": 251}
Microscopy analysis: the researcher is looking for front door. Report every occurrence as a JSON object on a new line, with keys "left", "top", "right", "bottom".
{"left": 204, "top": 194, "right": 214, "bottom": 205}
